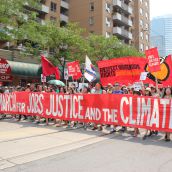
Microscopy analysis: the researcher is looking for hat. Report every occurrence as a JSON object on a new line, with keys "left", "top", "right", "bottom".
{"left": 145, "top": 87, "right": 151, "bottom": 92}
{"left": 27, "top": 83, "right": 31, "bottom": 86}
{"left": 107, "top": 83, "right": 113, "bottom": 87}
{"left": 4, "top": 86, "right": 8, "bottom": 89}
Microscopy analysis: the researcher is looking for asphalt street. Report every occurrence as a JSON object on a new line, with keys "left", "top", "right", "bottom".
{"left": 0, "top": 118, "right": 172, "bottom": 172}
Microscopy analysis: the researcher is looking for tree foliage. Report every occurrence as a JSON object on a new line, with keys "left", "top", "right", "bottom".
{"left": 87, "top": 34, "right": 144, "bottom": 63}
{"left": 0, "top": 0, "right": 144, "bottom": 71}
{"left": 0, "top": 0, "right": 41, "bottom": 42}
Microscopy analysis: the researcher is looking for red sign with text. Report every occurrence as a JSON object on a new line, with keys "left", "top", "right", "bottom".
{"left": 67, "top": 61, "right": 82, "bottom": 80}
{"left": 145, "top": 47, "right": 160, "bottom": 72}
{"left": 0, "top": 58, "right": 11, "bottom": 75}
{"left": 0, "top": 58, "right": 12, "bottom": 82}
{"left": 1, "top": 92, "right": 172, "bottom": 132}
{"left": 98, "top": 57, "right": 146, "bottom": 86}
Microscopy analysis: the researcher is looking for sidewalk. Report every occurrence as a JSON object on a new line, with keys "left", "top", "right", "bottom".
{"left": 0, "top": 119, "right": 113, "bottom": 170}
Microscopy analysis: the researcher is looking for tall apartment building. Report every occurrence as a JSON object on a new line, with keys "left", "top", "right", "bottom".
{"left": 40, "top": 0, "right": 69, "bottom": 26}
{"left": 69, "top": 0, "right": 150, "bottom": 52}
{"left": 131, "top": 0, "right": 150, "bottom": 51}
{"left": 69, "top": 0, "right": 113, "bottom": 38}
{"left": 0, "top": 0, "right": 150, "bottom": 52}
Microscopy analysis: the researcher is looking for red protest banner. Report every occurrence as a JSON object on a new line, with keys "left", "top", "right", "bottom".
{"left": 144, "top": 55, "right": 172, "bottom": 86}
{"left": 145, "top": 47, "right": 160, "bottom": 73}
{"left": 67, "top": 61, "right": 82, "bottom": 79}
{"left": 1, "top": 92, "right": 172, "bottom": 132}
{"left": 97, "top": 57, "right": 146, "bottom": 86}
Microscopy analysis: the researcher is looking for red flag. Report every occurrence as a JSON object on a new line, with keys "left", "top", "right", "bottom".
{"left": 41, "top": 56, "right": 60, "bottom": 80}
{"left": 67, "top": 61, "right": 82, "bottom": 80}
{"left": 145, "top": 47, "right": 160, "bottom": 72}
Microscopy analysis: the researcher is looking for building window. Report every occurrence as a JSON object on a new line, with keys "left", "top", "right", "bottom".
{"left": 140, "top": 32, "right": 144, "bottom": 39}
{"left": 145, "top": 1, "right": 148, "bottom": 7}
{"left": 50, "top": 16, "right": 57, "bottom": 21}
{"left": 106, "top": 17, "right": 111, "bottom": 27}
{"left": 89, "top": 2, "right": 94, "bottom": 11}
{"left": 106, "top": 32, "right": 110, "bottom": 38}
{"left": 89, "top": 17, "right": 94, "bottom": 25}
{"left": 146, "top": 34, "right": 149, "bottom": 41}
{"left": 140, "top": 8, "right": 143, "bottom": 15}
{"left": 106, "top": 3, "right": 111, "bottom": 13}
{"left": 140, "top": 43, "right": 144, "bottom": 51}
{"left": 140, "top": 20, "right": 143, "bottom": 26}
{"left": 140, "top": 0, "right": 143, "bottom": 4}
{"left": 145, "top": 12, "right": 148, "bottom": 19}
{"left": 146, "top": 45, "right": 149, "bottom": 50}
{"left": 51, "top": 2, "right": 57, "bottom": 12}
{"left": 145, "top": 23, "right": 149, "bottom": 30}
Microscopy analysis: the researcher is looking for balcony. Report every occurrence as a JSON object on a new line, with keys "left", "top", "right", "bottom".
{"left": 61, "top": 0, "right": 69, "bottom": 9}
{"left": 60, "top": 14, "right": 69, "bottom": 23}
{"left": 24, "top": 3, "right": 49, "bottom": 14}
{"left": 36, "top": 18, "right": 46, "bottom": 25}
{"left": 113, "top": 13, "right": 132, "bottom": 27}
{"left": 41, "top": 4, "right": 49, "bottom": 13}
{"left": 113, "top": 0, "right": 132, "bottom": 14}
{"left": 113, "top": 27, "right": 132, "bottom": 40}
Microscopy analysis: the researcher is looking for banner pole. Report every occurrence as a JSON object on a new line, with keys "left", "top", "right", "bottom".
{"left": 155, "top": 72, "right": 158, "bottom": 91}
{"left": 65, "top": 79, "right": 68, "bottom": 90}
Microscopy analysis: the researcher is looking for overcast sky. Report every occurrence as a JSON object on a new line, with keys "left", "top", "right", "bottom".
{"left": 150, "top": 0, "right": 172, "bottom": 19}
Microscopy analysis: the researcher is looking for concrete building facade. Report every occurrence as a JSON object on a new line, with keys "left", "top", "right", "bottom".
{"left": 69, "top": 0, "right": 150, "bottom": 52}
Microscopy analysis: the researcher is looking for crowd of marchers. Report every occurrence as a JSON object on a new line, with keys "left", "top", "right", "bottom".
{"left": 0, "top": 82, "right": 171, "bottom": 142}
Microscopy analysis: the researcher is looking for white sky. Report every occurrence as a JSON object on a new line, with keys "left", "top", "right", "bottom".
{"left": 150, "top": 0, "right": 172, "bottom": 19}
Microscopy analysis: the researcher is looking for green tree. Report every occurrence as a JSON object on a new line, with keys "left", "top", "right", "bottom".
{"left": 87, "top": 34, "right": 144, "bottom": 63}
{"left": 34, "top": 22, "right": 89, "bottom": 78}
{"left": 0, "top": 0, "right": 41, "bottom": 43}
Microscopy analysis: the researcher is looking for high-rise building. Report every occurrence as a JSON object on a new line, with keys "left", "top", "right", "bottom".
{"left": 131, "top": 0, "right": 150, "bottom": 51}
{"left": 69, "top": 0, "right": 150, "bottom": 52}
{"left": 0, "top": 0, "right": 150, "bottom": 52}
{"left": 69, "top": 0, "right": 113, "bottom": 37}
{"left": 41, "top": 0, "right": 69, "bottom": 26}
{"left": 0, "top": 0, "right": 69, "bottom": 49}
{"left": 151, "top": 15, "right": 172, "bottom": 57}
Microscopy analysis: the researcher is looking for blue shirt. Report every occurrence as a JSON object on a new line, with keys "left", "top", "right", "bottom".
{"left": 112, "top": 90, "right": 123, "bottom": 94}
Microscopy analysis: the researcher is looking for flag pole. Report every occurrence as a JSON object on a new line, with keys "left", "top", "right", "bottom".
{"left": 155, "top": 72, "right": 158, "bottom": 91}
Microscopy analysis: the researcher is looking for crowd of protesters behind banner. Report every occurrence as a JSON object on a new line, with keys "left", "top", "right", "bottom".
{"left": 0, "top": 82, "right": 171, "bottom": 142}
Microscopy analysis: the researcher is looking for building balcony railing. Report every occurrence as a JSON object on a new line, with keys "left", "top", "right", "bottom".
{"left": 24, "top": 3, "right": 49, "bottom": 14}
{"left": 61, "top": 0, "right": 69, "bottom": 9}
{"left": 113, "top": 0, "right": 132, "bottom": 15}
{"left": 113, "top": 27, "right": 132, "bottom": 40}
{"left": 60, "top": 14, "right": 69, "bottom": 23}
{"left": 41, "top": 4, "right": 49, "bottom": 13}
{"left": 113, "top": 12, "right": 132, "bottom": 27}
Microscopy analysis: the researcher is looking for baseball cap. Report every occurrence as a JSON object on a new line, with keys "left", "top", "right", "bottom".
{"left": 145, "top": 87, "right": 151, "bottom": 92}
